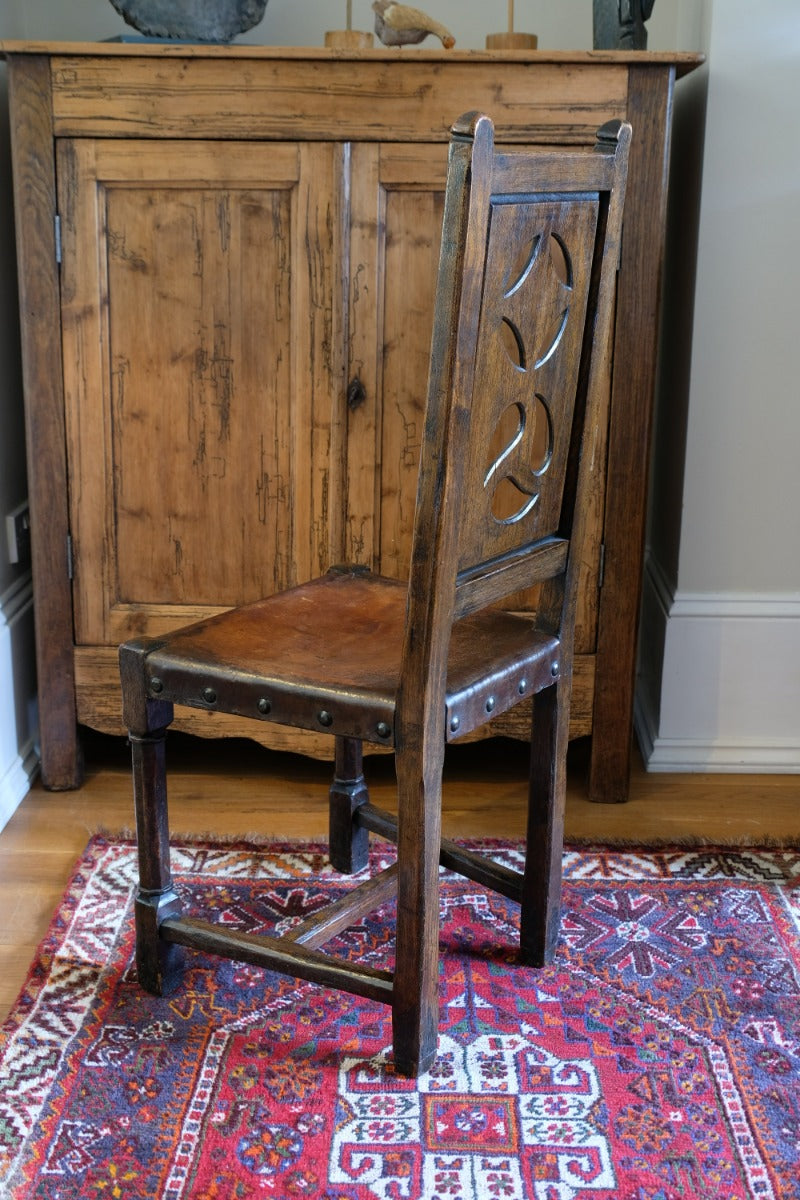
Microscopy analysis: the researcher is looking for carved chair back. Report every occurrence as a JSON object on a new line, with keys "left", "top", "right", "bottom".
{"left": 398, "top": 114, "right": 630, "bottom": 748}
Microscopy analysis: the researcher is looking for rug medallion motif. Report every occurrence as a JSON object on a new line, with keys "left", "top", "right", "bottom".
{"left": 1, "top": 839, "right": 799, "bottom": 1198}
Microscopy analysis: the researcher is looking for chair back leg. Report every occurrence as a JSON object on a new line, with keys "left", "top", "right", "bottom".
{"left": 391, "top": 743, "right": 445, "bottom": 1075}
{"left": 520, "top": 682, "right": 569, "bottom": 965}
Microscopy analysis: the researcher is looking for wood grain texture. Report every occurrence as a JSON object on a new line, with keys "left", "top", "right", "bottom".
{"left": 45, "top": 54, "right": 630, "bottom": 144}
{"left": 590, "top": 67, "right": 674, "bottom": 803}
{"left": 7, "top": 57, "right": 80, "bottom": 789}
{"left": 378, "top": 153, "right": 446, "bottom": 582}
{"left": 344, "top": 143, "right": 382, "bottom": 565}
{"left": 59, "top": 139, "right": 347, "bottom": 645}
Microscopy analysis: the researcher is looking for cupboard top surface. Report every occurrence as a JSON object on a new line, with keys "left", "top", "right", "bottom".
{"left": 0, "top": 42, "right": 704, "bottom": 77}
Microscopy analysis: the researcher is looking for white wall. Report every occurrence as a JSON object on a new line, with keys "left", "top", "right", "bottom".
{"left": 638, "top": 0, "right": 800, "bottom": 771}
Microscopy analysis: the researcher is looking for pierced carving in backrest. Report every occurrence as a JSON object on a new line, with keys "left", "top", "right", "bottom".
{"left": 457, "top": 196, "right": 600, "bottom": 582}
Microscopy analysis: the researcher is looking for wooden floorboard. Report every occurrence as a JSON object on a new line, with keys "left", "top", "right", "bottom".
{"left": 1, "top": 730, "right": 797, "bottom": 1021}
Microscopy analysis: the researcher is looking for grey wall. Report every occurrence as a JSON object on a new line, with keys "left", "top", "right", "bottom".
{"left": 678, "top": 1, "right": 800, "bottom": 594}
{"left": 639, "top": 0, "right": 800, "bottom": 771}
{"left": 2, "top": 0, "right": 701, "bottom": 50}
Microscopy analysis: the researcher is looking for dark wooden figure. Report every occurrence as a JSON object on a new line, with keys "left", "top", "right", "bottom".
{"left": 119, "top": 113, "right": 630, "bottom": 1077}
{"left": 593, "top": 0, "right": 656, "bottom": 50}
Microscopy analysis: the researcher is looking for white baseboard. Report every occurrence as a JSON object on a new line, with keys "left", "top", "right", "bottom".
{"left": 0, "top": 736, "right": 39, "bottom": 830}
{"left": 0, "top": 575, "right": 40, "bottom": 831}
{"left": 635, "top": 555, "right": 800, "bottom": 773}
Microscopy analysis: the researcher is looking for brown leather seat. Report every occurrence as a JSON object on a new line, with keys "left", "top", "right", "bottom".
{"left": 136, "top": 568, "right": 560, "bottom": 744}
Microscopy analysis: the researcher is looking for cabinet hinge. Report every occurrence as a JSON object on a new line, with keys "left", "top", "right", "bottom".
{"left": 54, "top": 214, "right": 62, "bottom": 265}
{"left": 598, "top": 542, "right": 606, "bottom": 588}
{"left": 66, "top": 534, "right": 74, "bottom": 580}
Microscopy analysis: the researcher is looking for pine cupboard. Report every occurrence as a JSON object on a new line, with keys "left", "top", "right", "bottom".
{"left": 2, "top": 43, "right": 701, "bottom": 799}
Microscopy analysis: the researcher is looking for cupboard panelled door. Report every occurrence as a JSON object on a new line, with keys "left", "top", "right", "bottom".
{"left": 57, "top": 139, "right": 347, "bottom": 647}
{"left": 345, "top": 144, "right": 447, "bottom": 581}
{"left": 345, "top": 144, "right": 608, "bottom": 664}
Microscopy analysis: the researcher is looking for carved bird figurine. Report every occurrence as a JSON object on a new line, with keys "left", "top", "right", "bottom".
{"left": 372, "top": 2, "right": 456, "bottom": 48}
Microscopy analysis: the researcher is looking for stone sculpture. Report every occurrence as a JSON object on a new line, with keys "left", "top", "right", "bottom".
{"left": 108, "top": 0, "right": 269, "bottom": 43}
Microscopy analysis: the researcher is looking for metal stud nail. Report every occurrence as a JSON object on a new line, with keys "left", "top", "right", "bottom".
{"left": 202, "top": 687, "right": 217, "bottom": 704}
{"left": 150, "top": 677, "right": 163, "bottom": 694}
{"left": 376, "top": 722, "right": 391, "bottom": 739}
{"left": 450, "top": 715, "right": 460, "bottom": 733}
{"left": 258, "top": 698, "right": 271, "bottom": 715}
{"left": 518, "top": 679, "right": 527, "bottom": 694}
{"left": 318, "top": 710, "right": 333, "bottom": 727}
{"left": 485, "top": 696, "right": 495, "bottom": 713}
{"left": 551, "top": 662, "right": 559, "bottom": 677}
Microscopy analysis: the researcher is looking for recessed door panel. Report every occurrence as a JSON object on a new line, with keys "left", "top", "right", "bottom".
{"left": 58, "top": 139, "right": 346, "bottom": 644}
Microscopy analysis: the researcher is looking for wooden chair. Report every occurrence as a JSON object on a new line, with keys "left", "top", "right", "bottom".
{"left": 119, "top": 112, "right": 630, "bottom": 1078}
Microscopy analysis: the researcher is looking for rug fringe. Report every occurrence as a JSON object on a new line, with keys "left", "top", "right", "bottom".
{"left": 91, "top": 826, "right": 333, "bottom": 847}
{"left": 564, "top": 833, "right": 800, "bottom": 849}
{"left": 91, "top": 827, "right": 800, "bottom": 852}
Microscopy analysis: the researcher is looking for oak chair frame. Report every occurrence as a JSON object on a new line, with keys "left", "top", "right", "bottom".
{"left": 120, "top": 112, "right": 630, "bottom": 1076}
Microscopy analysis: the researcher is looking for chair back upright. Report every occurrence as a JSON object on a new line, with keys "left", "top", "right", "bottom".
{"left": 398, "top": 113, "right": 631, "bottom": 748}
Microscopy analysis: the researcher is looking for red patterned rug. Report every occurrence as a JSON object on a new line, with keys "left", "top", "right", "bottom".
{"left": 1, "top": 837, "right": 800, "bottom": 1199}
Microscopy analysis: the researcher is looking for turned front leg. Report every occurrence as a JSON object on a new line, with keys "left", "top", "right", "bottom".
{"left": 392, "top": 744, "right": 443, "bottom": 1078}
{"left": 130, "top": 724, "right": 183, "bottom": 994}
{"left": 329, "top": 736, "right": 370, "bottom": 874}
{"left": 120, "top": 641, "right": 183, "bottom": 994}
